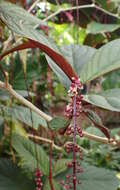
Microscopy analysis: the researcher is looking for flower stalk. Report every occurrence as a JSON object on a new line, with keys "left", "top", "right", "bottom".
{"left": 73, "top": 96, "right": 77, "bottom": 190}
{"left": 64, "top": 77, "right": 84, "bottom": 190}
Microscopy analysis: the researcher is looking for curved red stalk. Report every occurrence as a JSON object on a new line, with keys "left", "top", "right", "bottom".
{"left": 0, "top": 39, "right": 78, "bottom": 82}
{"left": 49, "top": 143, "right": 54, "bottom": 190}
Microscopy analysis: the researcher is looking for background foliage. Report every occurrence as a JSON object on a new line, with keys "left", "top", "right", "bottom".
{"left": 0, "top": 0, "right": 120, "bottom": 190}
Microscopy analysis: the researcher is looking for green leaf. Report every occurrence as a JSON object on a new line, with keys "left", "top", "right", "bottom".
{"left": 83, "top": 88, "right": 120, "bottom": 112}
{"left": 0, "top": 158, "right": 35, "bottom": 190}
{"left": 53, "top": 159, "right": 72, "bottom": 177}
{"left": 80, "top": 162, "right": 119, "bottom": 190}
{"left": 46, "top": 44, "right": 96, "bottom": 88}
{"left": 12, "top": 134, "right": 49, "bottom": 175}
{"left": 57, "top": 162, "right": 119, "bottom": 190}
{"left": 0, "top": 2, "right": 46, "bottom": 32}
{"left": 0, "top": 105, "right": 48, "bottom": 129}
{"left": 87, "top": 21, "right": 120, "bottom": 34}
{"left": 45, "top": 55, "right": 71, "bottom": 88}
{"left": 102, "top": 70, "right": 120, "bottom": 90}
{"left": 80, "top": 39, "right": 120, "bottom": 83}
{"left": 43, "top": 179, "right": 62, "bottom": 190}
{"left": 60, "top": 45, "right": 96, "bottom": 76}
{"left": 12, "top": 120, "right": 27, "bottom": 138}
{"left": 0, "top": 89, "right": 9, "bottom": 101}
{"left": 49, "top": 117, "right": 70, "bottom": 131}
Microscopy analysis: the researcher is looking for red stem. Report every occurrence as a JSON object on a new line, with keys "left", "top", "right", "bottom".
{"left": 49, "top": 143, "right": 54, "bottom": 190}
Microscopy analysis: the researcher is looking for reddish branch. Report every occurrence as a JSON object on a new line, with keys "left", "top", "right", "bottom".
{"left": 49, "top": 142, "right": 54, "bottom": 190}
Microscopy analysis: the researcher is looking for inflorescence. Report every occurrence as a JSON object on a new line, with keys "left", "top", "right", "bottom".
{"left": 62, "top": 77, "right": 84, "bottom": 190}
{"left": 35, "top": 168, "right": 43, "bottom": 190}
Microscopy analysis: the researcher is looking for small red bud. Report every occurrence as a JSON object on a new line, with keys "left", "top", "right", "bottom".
{"left": 66, "top": 175, "right": 71, "bottom": 179}
{"left": 60, "top": 180, "right": 65, "bottom": 185}
{"left": 78, "top": 179, "right": 81, "bottom": 184}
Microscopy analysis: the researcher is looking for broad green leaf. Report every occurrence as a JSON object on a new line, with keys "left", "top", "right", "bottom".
{"left": 46, "top": 55, "right": 71, "bottom": 88}
{"left": 60, "top": 45, "right": 96, "bottom": 76}
{"left": 0, "top": 89, "right": 9, "bottom": 101}
{"left": 46, "top": 44, "right": 96, "bottom": 88}
{"left": 57, "top": 162, "right": 119, "bottom": 190}
{"left": 80, "top": 162, "right": 119, "bottom": 190}
{"left": 0, "top": 158, "right": 35, "bottom": 190}
{"left": 0, "top": 104, "right": 48, "bottom": 129}
{"left": 53, "top": 159, "right": 72, "bottom": 177}
{"left": 12, "top": 134, "right": 49, "bottom": 175}
{"left": 0, "top": 2, "right": 46, "bottom": 32}
{"left": 102, "top": 70, "right": 120, "bottom": 90}
{"left": 87, "top": 21, "right": 120, "bottom": 34}
{"left": 83, "top": 88, "right": 120, "bottom": 112}
{"left": 12, "top": 120, "right": 27, "bottom": 137}
{"left": 49, "top": 117, "right": 70, "bottom": 131}
{"left": 80, "top": 39, "right": 120, "bottom": 83}
{"left": 43, "top": 179, "right": 62, "bottom": 190}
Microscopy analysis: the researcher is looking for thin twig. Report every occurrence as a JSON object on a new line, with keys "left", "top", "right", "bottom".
{"left": 95, "top": 4, "right": 120, "bottom": 19}
{"left": 28, "top": 131, "right": 118, "bottom": 155}
{"left": 83, "top": 131, "right": 117, "bottom": 146}
{"left": 0, "top": 81, "right": 52, "bottom": 122}
{"left": 43, "top": 4, "right": 95, "bottom": 22}
{"left": 35, "top": 4, "right": 95, "bottom": 28}
{"left": 28, "top": 0, "right": 40, "bottom": 13}
{"left": 35, "top": 3, "right": 120, "bottom": 28}
{"left": 28, "top": 134, "right": 62, "bottom": 151}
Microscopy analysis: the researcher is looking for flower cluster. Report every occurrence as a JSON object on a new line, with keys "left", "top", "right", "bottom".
{"left": 66, "top": 124, "right": 83, "bottom": 137}
{"left": 63, "top": 77, "right": 84, "bottom": 190}
{"left": 60, "top": 143, "right": 83, "bottom": 190}
{"left": 65, "top": 77, "right": 83, "bottom": 136}
{"left": 35, "top": 168, "right": 43, "bottom": 190}
{"left": 65, "top": 77, "right": 83, "bottom": 118}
